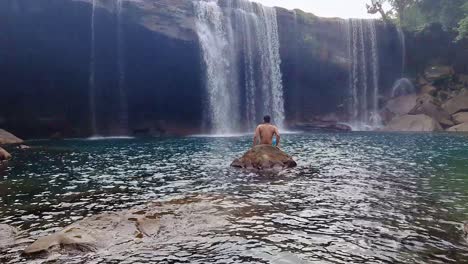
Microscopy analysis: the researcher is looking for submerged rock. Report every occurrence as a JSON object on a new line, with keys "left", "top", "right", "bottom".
{"left": 443, "top": 95, "right": 468, "bottom": 115}
{"left": 453, "top": 112, "right": 468, "bottom": 125}
{"left": 0, "top": 224, "right": 17, "bottom": 249}
{"left": 23, "top": 197, "right": 227, "bottom": 258}
{"left": 0, "top": 129, "right": 23, "bottom": 145}
{"left": 447, "top": 123, "right": 468, "bottom": 132}
{"left": 383, "top": 114, "right": 442, "bottom": 132}
{"left": 231, "top": 145, "right": 297, "bottom": 170}
{"left": 0, "top": 147, "right": 12, "bottom": 161}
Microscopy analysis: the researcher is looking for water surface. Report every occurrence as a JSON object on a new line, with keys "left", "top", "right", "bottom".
{"left": 1, "top": 132, "right": 468, "bottom": 263}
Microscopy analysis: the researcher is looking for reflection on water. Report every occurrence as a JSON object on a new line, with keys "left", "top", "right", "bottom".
{"left": 1, "top": 133, "right": 468, "bottom": 263}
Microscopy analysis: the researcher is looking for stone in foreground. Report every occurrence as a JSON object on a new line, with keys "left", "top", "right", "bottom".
{"left": 0, "top": 129, "right": 23, "bottom": 145}
{"left": 383, "top": 114, "right": 442, "bottom": 132}
{"left": 0, "top": 147, "right": 12, "bottom": 161}
{"left": 0, "top": 224, "right": 17, "bottom": 249}
{"left": 231, "top": 145, "right": 297, "bottom": 170}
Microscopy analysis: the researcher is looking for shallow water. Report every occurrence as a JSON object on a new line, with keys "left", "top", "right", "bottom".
{"left": 1, "top": 132, "right": 468, "bottom": 263}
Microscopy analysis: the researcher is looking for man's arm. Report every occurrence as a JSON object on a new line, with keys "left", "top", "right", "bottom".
{"left": 253, "top": 126, "right": 260, "bottom": 147}
{"left": 274, "top": 126, "right": 281, "bottom": 148}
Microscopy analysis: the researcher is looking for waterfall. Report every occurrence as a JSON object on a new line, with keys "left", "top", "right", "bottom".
{"left": 397, "top": 27, "right": 406, "bottom": 76}
{"left": 194, "top": 0, "right": 285, "bottom": 134}
{"left": 89, "top": 0, "right": 98, "bottom": 136}
{"left": 346, "top": 19, "right": 381, "bottom": 130}
{"left": 116, "top": 0, "right": 129, "bottom": 135}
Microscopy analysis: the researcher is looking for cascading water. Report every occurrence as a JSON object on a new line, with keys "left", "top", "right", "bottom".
{"left": 116, "top": 0, "right": 129, "bottom": 135}
{"left": 391, "top": 78, "right": 415, "bottom": 97}
{"left": 346, "top": 19, "right": 381, "bottom": 130}
{"left": 194, "top": 0, "right": 285, "bottom": 134}
{"left": 89, "top": 0, "right": 98, "bottom": 136}
{"left": 397, "top": 27, "right": 406, "bottom": 76}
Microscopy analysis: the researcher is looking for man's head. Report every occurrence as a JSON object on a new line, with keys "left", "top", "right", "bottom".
{"left": 263, "top": 115, "right": 271, "bottom": 123}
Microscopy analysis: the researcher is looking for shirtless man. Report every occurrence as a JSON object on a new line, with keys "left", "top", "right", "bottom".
{"left": 253, "top": 115, "right": 280, "bottom": 148}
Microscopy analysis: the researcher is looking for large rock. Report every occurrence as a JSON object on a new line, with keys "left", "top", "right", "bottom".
{"left": 231, "top": 145, "right": 297, "bottom": 170}
{"left": 447, "top": 123, "right": 468, "bottom": 132}
{"left": 453, "top": 112, "right": 468, "bottom": 125}
{"left": 0, "top": 224, "right": 17, "bottom": 249}
{"left": 0, "top": 147, "right": 12, "bottom": 161}
{"left": 409, "top": 94, "right": 454, "bottom": 127}
{"left": 385, "top": 94, "right": 418, "bottom": 116}
{"left": 23, "top": 197, "right": 227, "bottom": 258}
{"left": 383, "top": 114, "right": 443, "bottom": 132}
{"left": 443, "top": 95, "right": 468, "bottom": 115}
{"left": 424, "top": 65, "right": 454, "bottom": 82}
{"left": 0, "top": 129, "right": 23, "bottom": 145}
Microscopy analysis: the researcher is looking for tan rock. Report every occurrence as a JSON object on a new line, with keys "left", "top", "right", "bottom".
{"left": 383, "top": 114, "right": 443, "bottom": 132}
{"left": 447, "top": 123, "right": 468, "bottom": 132}
{"left": 231, "top": 145, "right": 297, "bottom": 170}
{"left": 443, "top": 94, "right": 468, "bottom": 115}
{"left": 385, "top": 94, "right": 418, "bottom": 116}
{"left": 0, "top": 129, "right": 23, "bottom": 145}
{"left": 0, "top": 147, "right": 11, "bottom": 161}
{"left": 409, "top": 94, "right": 454, "bottom": 127}
{"left": 453, "top": 112, "right": 468, "bottom": 125}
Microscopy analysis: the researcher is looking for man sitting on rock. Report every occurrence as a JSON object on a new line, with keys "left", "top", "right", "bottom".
{"left": 253, "top": 115, "right": 281, "bottom": 148}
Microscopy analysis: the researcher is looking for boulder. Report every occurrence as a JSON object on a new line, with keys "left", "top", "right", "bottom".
{"left": 419, "top": 85, "right": 437, "bottom": 95}
{"left": 409, "top": 94, "right": 454, "bottom": 127}
{"left": 0, "top": 129, "right": 23, "bottom": 145}
{"left": 0, "top": 147, "right": 11, "bottom": 161}
{"left": 231, "top": 145, "right": 297, "bottom": 170}
{"left": 0, "top": 224, "right": 17, "bottom": 249}
{"left": 385, "top": 94, "right": 418, "bottom": 116}
{"left": 424, "top": 65, "right": 454, "bottom": 82}
{"left": 383, "top": 114, "right": 443, "bottom": 132}
{"left": 447, "top": 123, "right": 468, "bottom": 132}
{"left": 443, "top": 95, "right": 468, "bottom": 115}
{"left": 453, "top": 112, "right": 468, "bottom": 125}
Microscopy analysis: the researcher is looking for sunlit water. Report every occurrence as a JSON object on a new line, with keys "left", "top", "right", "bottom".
{"left": 1, "top": 133, "right": 468, "bottom": 263}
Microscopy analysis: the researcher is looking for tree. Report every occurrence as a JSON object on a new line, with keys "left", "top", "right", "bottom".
{"left": 366, "top": 0, "right": 417, "bottom": 24}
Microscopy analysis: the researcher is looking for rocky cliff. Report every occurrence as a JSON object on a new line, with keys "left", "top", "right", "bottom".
{"left": 1, "top": 0, "right": 463, "bottom": 138}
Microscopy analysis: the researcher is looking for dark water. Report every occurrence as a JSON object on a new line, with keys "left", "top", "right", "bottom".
{"left": 1, "top": 132, "right": 468, "bottom": 263}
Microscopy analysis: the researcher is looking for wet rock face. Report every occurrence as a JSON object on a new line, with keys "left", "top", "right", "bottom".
{"left": 453, "top": 112, "right": 468, "bottom": 124}
{"left": 383, "top": 114, "right": 443, "bottom": 132}
{"left": 231, "top": 145, "right": 297, "bottom": 171}
{"left": 23, "top": 197, "right": 227, "bottom": 259}
{"left": 0, "top": 129, "right": 23, "bottom": 145}
{"left": 409, "top": 95, "right": 454, "bottom": 127}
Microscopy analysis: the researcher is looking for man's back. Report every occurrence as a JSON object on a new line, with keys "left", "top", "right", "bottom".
{"left": 255, "top": 123, "right": 280, "bottom": 146}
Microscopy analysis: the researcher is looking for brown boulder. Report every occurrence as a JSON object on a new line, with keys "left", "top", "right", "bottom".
{"left": 383, "top": 114, "right": 443, "bottom": 132}
{"left": 443, "top": 95, "right": 468, "bottom": 115}
{"left": 447, "top": 123, "right": 468, "bottom": 132}
{"left": 0, "top": 129, "right": 23, "bottom": 145}
{"left": 231, "top": 145, "right": 297, "bottom": 170}
{"left": 0, "top": 147, "right": 11, "bottom": 161}
{"left": 409, "top": 94, "right": 454, "bottom": 127}
{"left": 419, "top": 85, "right": 437, "bottom": 95}
{"left": 453, "top": 112, "right": 468, "bottom": 125}
{"left": 385, "top": 94, "right": 418, "bottom": 116}
{"left": 424, "top": 65, "right": 454, "bottom": 82}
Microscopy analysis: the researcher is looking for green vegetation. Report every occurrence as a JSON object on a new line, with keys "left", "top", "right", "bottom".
{"left": 366, "top": 0, "right": 468, "bottom": 41}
